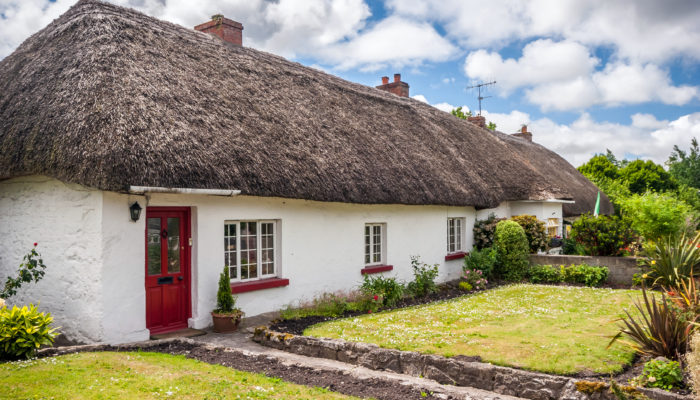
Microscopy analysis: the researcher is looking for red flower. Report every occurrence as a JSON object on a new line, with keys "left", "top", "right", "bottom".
{"left": 33, "top": 242, "right": 38, "bottom": 247}
{"left": 373, "top": 295, "right": 378, "bottom": 301}
{"left": 368, "top": 310, "right": 372, "bottom": 314}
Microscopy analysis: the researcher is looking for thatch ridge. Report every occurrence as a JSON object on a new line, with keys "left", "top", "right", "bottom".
{"left": 0, "top": 0, "right": 608, "bottom": 215}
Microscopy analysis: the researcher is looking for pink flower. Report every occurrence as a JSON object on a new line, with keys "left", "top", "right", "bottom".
{"left": 477, "top": 270, "right": 482, "bottom": 275}
{"left": 465, "top": 270, "right": 470, "bottom": 274}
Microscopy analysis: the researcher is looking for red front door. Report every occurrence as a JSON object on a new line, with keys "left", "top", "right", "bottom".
{"left": 145, "top": 207, "right": 191, "bottom": 334}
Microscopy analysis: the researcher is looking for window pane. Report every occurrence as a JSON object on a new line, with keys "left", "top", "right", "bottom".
{"left": 167, "top": 218, "right": 181, "bottom": 274}
{"left": 240, "top": 221, "right": 258, "bottom": 280}
{"left": 224, "top": 223, "right": 237, "bottom": 280}
{"left": 147, "top": 218, "right": 161, "bottom": 276}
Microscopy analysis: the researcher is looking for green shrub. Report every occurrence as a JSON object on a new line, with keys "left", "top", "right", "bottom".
{"left": 0, "top": 304, "right": 58, "bottom": 360}
{"left": 463, "top": 247, "right": 497, "bottom": 278}
{"left": 510, "top": 215, "right": 548, "bottom": 253}
{"left": 473, "top": 214, "right": 507, "bottom": 250}
{"left": 562, "top": 264, "right": 609, "bottom": 287}
{"left": 1, "top": 243, "right": 47, "bottom": 299}
{"left": 641, "top": 231, "right": 700, "bottom": 287}
{"left": 570, "top": 214, "right": 635, "bottom": 256}
{"left": 620, "top": 192, "right": 698, "bottom": 241}
{"left": 528, "top": 264, "right": 608, "bottom": 287}
{"left": 562, "top": 237, "right": 585, "bottom": 255}
{"left": 360, "top": 275, "right": 405, "bottom": 307}
{"left": 458, "top": 281, "right": 472, "bottom": 291}
{"left": 529, "top": 265, "right": 563, "bottom": 284}
{"left": 494, "top": 220, "right": 530, "bottom": 281}
{"left": 406, "top": 256, "right": 439, "bottom": 297}
{"left": 214, "top": 265, "right": 237, "bottom": 313}
{"left": 631, "top": 359, "right": 683, "bottom": 390}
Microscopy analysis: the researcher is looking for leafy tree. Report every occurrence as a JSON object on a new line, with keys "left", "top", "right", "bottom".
{"left": 486, "top": 121, "right": 497, "bottom": 131}
{"left": 570, "top": 214, "right": 635, "bottom": 256}
{"left": 667, "top": 137, "right": 700, "bottom": 189}
{"left": 619, "top": 159, "right": 677, "bottom": 194}
{"left": 450, "top": 107, "right": 472, "bottom": 119}
{"left": 620, "top": 192, "right": 698, "bottom": 241}
{"left": 577, "top": 154, "right": 620, "bottom": 181}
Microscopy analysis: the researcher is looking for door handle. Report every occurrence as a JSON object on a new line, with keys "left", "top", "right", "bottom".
{"left": 178, "top": 276, "right": 184, "bottom": 281}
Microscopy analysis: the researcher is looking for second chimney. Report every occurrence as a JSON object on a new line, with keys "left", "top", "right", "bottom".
{"left": 376, "top": 73, "right": 409, "bottom": 97}
{"left": 512, "top": 125, "right": 533, "bottom": 141}
{"left": 195, "top": 15, "right": 244, "bottom": 46}
{"left": 467, "top": 115, "right": 486, "bottom": 128}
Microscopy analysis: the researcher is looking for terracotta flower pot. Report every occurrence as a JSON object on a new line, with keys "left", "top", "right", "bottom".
{"left": 211, "top": 310, "right": 243, "bottom": 333}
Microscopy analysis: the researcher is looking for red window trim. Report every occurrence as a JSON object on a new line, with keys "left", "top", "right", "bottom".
{"left": 361, "top": 264, "right": 393, "bottom": 275}
{"left": 445, "top": 251, "right": 468, "bottom": 261}
{"left": 230, "top": 277, "right": 289, "bottom": 294}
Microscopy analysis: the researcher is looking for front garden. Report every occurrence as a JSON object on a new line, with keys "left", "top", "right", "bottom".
{"left": 304, "top": 284, "right": 638, "bottom": 375}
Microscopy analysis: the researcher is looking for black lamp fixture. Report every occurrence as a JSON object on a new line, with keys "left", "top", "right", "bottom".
{"left": 129, "top": 201, "right": 142, "bottom": 222}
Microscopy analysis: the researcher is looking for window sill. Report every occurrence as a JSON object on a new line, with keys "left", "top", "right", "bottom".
{"left": 230, "top": 278, "right": 290, "bottom": 294}
{"left": 361, "top": 264, "right": 393, "bottom": 275}
{"left": 445, "top": 251, "right": 468, "bottom": 261}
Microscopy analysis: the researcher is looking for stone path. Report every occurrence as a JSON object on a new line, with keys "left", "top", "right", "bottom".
{"left": 191, "top": 313, "right": 525, "bottom": 400}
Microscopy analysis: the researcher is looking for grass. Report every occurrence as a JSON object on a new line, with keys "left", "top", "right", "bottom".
{"left": 305, "top": 284, "right": 641, "bottom": 375}
{"left": 0, "top": 351, "right": 361, "bottom": 399}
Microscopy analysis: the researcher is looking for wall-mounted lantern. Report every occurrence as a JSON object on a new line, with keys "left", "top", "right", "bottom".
{"left": 129, "top": 201, "right": 142, "bottom": 222}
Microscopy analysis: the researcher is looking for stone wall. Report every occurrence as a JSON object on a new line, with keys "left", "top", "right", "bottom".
{"left": 253, "top": 328, "right": 686, "bottom": 400}
{"left": 529, "top": 254, "right": 641, "bottom": 285}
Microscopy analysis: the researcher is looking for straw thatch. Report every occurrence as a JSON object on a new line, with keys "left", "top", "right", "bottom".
{"left": 0, "top": 0, "right": 610, "bottom": 216}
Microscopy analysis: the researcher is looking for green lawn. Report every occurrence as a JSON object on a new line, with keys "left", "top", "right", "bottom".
{"left": 305, "top": 284, "right": 640, "bottom": 375}
{"left": 0, "top": 351, "right": 361, "bottom": 399}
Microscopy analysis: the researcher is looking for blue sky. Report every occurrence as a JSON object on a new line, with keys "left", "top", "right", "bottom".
{"left": 1, "top": 0, "right": 699, "bottom": 166}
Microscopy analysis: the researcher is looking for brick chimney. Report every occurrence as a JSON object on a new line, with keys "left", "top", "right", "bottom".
{"left": 467, "top": 115, "right": 486, "bottom": 128}
{"left": 195, "top": 15, "right": 243, "bottom": 46}
{"left": 512, "top": 125, "right": 533, "bottom": 142}
{"left": 376, "top": 73, "right": 409, "bottom": 97}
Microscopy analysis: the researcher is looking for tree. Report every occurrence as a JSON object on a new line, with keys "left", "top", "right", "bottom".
{"left": 619, "top": 159, "right": 677, "bottom": 194}
{"left": 667, "top": 137, "right": 700, "bottom": 189}
{"left": 577, "top": 154, "right": 620, "bottom": 181}
{"left": 450, "top": 107, "right": 472, "bottom": 119}
{"left": 486, "top": 121, "right": 497, "bottom": 131}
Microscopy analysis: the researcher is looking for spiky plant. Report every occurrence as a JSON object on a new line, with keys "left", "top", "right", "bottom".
{"left": 642, "top": 231, "right": 700, "bottom": 288}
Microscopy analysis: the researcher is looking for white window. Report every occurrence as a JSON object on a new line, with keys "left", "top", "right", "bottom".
{"left": 447, "top": 217, "right": 465, "bottom": 253}
{"left": 364, "top": 223, "right": 386, "bottom": 265}
{"left": 224, "top": 220, "right": 277, "bottom": 281}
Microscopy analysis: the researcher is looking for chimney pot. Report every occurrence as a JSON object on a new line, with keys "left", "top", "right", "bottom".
{"left": 394, "top": 73, "right": 401, "bottom": 83}
{"left": 376, "top": 73, "right": 409, "bottom": 97}
{"left": 467, "top": 116, "right": 486, "bottom": 128}
{"left": 381, "top": 76, "right": 389, "bottom": 85}
{"left": 521, "top": 125, "right": 527, "bottom": 133}
{"left": 195, "top": 15, "right": 244, "bottom": 46}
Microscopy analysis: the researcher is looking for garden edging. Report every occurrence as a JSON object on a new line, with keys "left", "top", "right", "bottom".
{"left": 253, "top": 327, "right": 689, "bottom": 400}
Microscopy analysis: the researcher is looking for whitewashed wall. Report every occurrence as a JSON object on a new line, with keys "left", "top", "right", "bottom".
{"left": 1, "top": 176, "right": 564, "bottom": 344}
{"left": 145, "top": 193, "right": 476, "bottom": 329}
{"left": 0, "top": 177, "right": 105, "bottom": 343}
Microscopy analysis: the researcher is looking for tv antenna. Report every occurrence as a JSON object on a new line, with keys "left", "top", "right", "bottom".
{"left": 466, "top": 81, "right": 496, "bottom": 116}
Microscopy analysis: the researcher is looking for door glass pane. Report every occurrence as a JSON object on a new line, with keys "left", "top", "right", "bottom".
{"left": 147, "top": 218, "right": 161, "bottom": 276}
{"left": 167, "top": 217, "right": 181, "bottom": 274}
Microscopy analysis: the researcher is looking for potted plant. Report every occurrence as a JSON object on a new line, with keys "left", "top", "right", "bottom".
{"left": 211, "top": 265, "right": 243, "bottom": 333}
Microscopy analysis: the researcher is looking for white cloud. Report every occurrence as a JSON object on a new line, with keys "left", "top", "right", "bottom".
{"left": 0, "top": 0, "right": 75, "bottom": 57}
{"left": 410, "top": 94, "right": 467, "bottom": 114}
{"left": 485, "top": 110, "right": 700, "bottom": 167}
{"left": 465, "top": 40, "right": 699, "bottom": 111}
{"left": 464, "top": 40, "right": 598, "bottom": 93}
{"left": 386, "top": 0, "right": 700, "bottom": 64}
{"left": 412, "top": 94, "right": 429, "bottom": 103}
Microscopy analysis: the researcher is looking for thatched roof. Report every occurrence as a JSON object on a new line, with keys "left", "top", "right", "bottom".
{"left": 0, "top": 0, "right": 610, "bottom": 216}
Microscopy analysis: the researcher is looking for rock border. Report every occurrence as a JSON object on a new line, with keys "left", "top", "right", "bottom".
{"left": 253, "top": 327, "right": 689, "bottom": 400}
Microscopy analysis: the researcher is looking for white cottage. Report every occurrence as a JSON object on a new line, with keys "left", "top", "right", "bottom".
{"left": 0, "top": 0, "right": 612, "bottom": 344}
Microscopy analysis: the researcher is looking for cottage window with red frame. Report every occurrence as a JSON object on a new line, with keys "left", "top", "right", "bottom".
{"left": 224, "top": 221, "right": 277, "bottom": 281}
{"left": 447, "top": 217, "right": 465, "bottom": 253}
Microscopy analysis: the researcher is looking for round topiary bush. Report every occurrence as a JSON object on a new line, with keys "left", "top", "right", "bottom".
{"left": 494, "top": 220, "right": 530, "bottom": 281}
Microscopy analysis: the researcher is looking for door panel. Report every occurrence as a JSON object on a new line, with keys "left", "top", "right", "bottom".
{"left": 145, "top": 207, "right": 191, "bottom": 334}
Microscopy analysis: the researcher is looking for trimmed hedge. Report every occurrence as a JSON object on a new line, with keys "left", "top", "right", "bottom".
{"left": 528, "top": 264, "right": 609, "bottom": 287}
